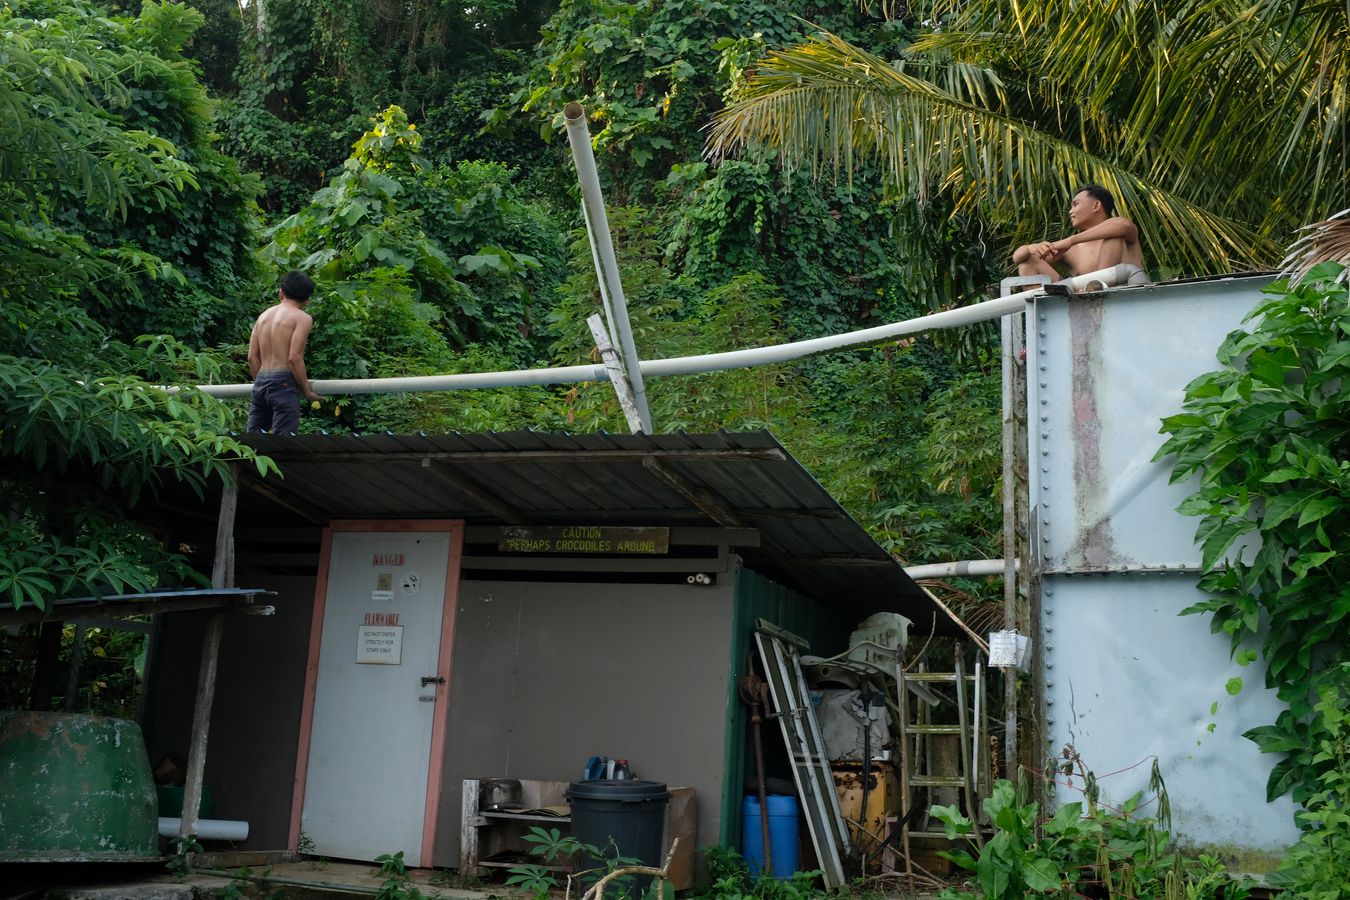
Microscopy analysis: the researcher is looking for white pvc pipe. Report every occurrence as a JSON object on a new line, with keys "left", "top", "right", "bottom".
{"left": 904, "top": 559, "right": 1014, "bottom": 579}
{"left": 563, "top": 102, "right": 652, "bottom": 433}
{"left": 581, "top": 200, "right": 620, "bottom": 351}
{"left": 159, "top": 817, "right": 250, "bottom": 841}
{"left": 193, "top": 265, "right": 1135, "bottom": 399}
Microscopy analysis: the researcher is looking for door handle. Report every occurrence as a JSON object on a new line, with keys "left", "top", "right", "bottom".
{"left": 421, "top": 675, "right": 446, "bottom": 687}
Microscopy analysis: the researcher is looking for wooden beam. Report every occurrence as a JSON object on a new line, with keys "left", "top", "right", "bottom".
{"left": 463, "top": 525, "right": 761, "bottom": 547}
{"left": 253, "top": 448, "right": 786, "bottom": 464}
{"left": 180, "top": 472, "right": 237, "bottom": 841}
{"left": 422, "top": 461, "right": 524, "bottom": 524}
{"left": 918, "top": 583, "right": 989, "bottom": 654}
{"left": 738, "top": 507, "right": 843, "bottom": 520}
{"left": 641, "top": 457, "right": 747, "bottom": 527}
{"left": 461, "top": 555, "right": 729, "bottom": 574}
{"left": 588, "top": 313, "right": 646, "bottom": 434}
{"left": 793, "top": 556, "right": 895, "bottom": 567}
{"left": 234, "top": 526, "right": 323, "bottom": 543}
{"left": 239, "top": 470, "right": 330, "bottom": 524}
{"left": 233, "top": 552, "right": 321, "bottom": 568}
{"left": 636, "top": 460, "right": 852, "bottom": 602}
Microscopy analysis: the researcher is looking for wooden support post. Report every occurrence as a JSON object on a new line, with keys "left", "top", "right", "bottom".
{"left": 460, "top": 779, "right": 485, "bottom": 876}
{"left": 588, "top": 313, "right": 646, "bottom": 434}
{"left": 180, "top": 469, "right": 238, "bottom": 840}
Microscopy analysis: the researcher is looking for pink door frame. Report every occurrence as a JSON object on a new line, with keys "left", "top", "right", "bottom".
{"left": 288, "top": 519, "right": 465, "bottom": 866}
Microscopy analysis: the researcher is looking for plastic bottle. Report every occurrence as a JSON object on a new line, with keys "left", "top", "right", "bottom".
{"left": 614, "top": 759, "right": 631, "bottom": 779}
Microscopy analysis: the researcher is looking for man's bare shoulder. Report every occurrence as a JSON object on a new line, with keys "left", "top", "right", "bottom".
{"left": 255, "top": 304, "right": 311, "bottom": 326}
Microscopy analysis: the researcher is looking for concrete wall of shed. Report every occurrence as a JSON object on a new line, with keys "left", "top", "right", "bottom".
{"left": 142, "top": 572, "right": 315, "bottom": 850}
{"left": 434, "top": 576, "right": 735, "bottom": 870}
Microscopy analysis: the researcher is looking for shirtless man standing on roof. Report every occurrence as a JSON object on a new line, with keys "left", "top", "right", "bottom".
{"left": 247, "top": 270, "right": 322, "bottom": 434}
{"left": 1012, "top": 184, "right": 1149, "bottom": 287}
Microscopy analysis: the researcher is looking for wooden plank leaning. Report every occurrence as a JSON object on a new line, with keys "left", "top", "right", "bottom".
{"left": 179, "top": 467, "right": 238, "bottom": 842}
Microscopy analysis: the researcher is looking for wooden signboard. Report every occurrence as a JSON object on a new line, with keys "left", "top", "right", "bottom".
{"left": 498, "top": 526, "right": 669, "bottom": 554}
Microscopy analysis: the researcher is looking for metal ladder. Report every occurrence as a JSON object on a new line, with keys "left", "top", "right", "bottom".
{"left": 893, "top": 643, "right": 987, "bottom": 870}
{"left": 753, "top": 620, "right": 851, "bottom": 889}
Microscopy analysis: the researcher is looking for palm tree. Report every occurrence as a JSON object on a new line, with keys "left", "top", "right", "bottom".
{"left": 706, "top": 0, "right": 1349, "bottom": 276}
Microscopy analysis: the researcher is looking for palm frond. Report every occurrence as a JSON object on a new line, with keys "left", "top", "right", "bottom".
{"left": 707, "top": 33, "right": 1268, "bottom": 273}
{"left": 1281, "top": 209, "right": 1350, "bottom": 285}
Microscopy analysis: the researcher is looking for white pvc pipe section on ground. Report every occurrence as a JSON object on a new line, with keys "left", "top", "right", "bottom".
{"left": 159, "top": 817, "right": 250, "bottom": 841}
{"left": 193, "top": 265, "right": 1137, "bottom": 399}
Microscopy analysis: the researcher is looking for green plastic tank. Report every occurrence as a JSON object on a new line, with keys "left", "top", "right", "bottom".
{"left": 0, "top": 711, "right": 160, "bottom": 861}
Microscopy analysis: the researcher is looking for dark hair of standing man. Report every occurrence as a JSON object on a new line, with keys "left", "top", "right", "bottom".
{"left": 280, "top": 270, "right": 314, "bottom": 303}
{"left": 1075, "top": 184, "right": 1116, "bottom": 217}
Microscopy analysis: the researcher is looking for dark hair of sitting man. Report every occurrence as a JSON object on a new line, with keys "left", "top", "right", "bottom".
{"left": 1075, "top": 184, "right": 1116, "bottom": 218}
{"left": 280, "top": 270, "right": 314, "bottom": 303}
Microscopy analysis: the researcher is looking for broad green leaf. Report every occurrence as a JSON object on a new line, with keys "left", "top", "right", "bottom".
{"left": 1296, "top": 497, "right": 1339, "bottom": 528}
{"left": 1261, "top": 490, "right": 1316, "bottom": 530}
{"left": 1022, "top": 857, "right": 1061, "bottom": 892}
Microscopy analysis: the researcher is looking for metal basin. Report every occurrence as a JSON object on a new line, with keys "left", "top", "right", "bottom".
{"left": 0, "top": 711, "right": 160, "bottom": 861}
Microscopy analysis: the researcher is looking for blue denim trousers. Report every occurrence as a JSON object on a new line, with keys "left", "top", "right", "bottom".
{"left": 247, "top": 369, "right": 302, "bottom": 434}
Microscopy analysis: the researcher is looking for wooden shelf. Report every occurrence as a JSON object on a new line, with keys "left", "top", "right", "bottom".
{"left": 462, "top": 779, "right": 573, "bottom": 876}
{"left": 478, "top": 860, "right": 570, "bottom": 871}
{"left": 481, "top": 811, "right": 572, "bottom": 823}
{"left": 461, "top": 777, "right": 696, "bottom": 891}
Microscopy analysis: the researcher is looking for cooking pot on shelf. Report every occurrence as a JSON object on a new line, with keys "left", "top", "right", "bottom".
{"left": 481, "top": 778, "right": 523, "bottom": 811}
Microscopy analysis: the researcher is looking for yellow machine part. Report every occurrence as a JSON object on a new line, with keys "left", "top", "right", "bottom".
{"left": 832, "top": 760, "right": 899, "bottom": 847}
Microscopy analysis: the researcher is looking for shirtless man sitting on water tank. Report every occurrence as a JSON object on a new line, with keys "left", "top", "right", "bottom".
{"left": 1011, "top": 184, "right": 1149, "bottom": 288}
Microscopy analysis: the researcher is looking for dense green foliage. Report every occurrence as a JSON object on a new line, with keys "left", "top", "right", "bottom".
{"left": 933, "top": 774, "right": 1249, "bottom": 899}
{"left": 1158, "top": 264, "right": 1350, "bottom": 888}
{"left": 1269, "top": 665, "right": 1350, "bottom": 897}
{"left": 1, "top": 0, "right": 267, "bottom": 611}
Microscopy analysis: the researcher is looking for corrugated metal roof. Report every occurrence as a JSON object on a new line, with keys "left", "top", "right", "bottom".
{"left": 235, "top": 430, "right": 950, "bottom": 629}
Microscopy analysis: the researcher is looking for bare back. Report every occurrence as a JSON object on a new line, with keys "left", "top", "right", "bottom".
{"left": 1061, "top": 234, "right": 1144, "bottom": 276}
{"left": 249, "top": 303, "right": 312, "bottom": 373}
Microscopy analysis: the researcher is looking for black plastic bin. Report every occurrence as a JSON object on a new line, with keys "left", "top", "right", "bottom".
{"left": 567, "top": 780, "right": 670, "bottom": 894}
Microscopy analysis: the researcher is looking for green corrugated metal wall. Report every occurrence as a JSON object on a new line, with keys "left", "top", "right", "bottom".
{"left": 718, "top": 566, "right": 853, "bottom": 851}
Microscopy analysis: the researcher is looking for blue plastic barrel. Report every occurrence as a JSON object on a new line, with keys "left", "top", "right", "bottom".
{"left": 742, "top": 794, "right": 799, "bottom": 878}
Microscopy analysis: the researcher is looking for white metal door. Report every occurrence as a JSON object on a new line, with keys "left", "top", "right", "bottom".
{"left": 300, "top": 528, "right": 456, "bottom": 865}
